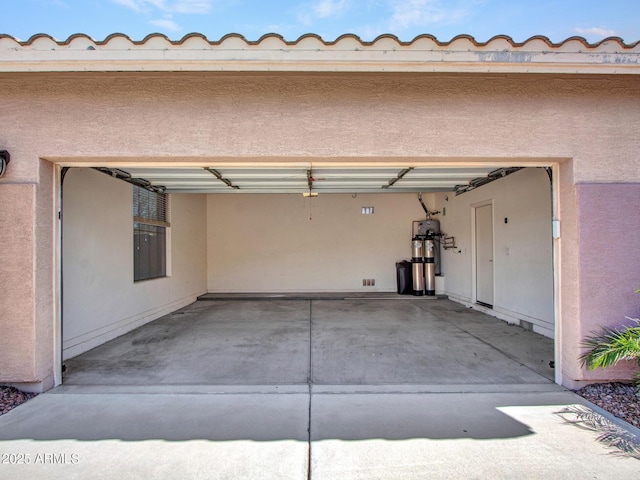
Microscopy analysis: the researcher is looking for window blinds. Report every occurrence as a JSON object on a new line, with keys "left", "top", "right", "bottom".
{"left": 133, "top": 186, "right": 170, "bottom": 227}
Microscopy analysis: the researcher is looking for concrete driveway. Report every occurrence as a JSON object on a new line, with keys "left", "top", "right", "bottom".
{"left": 1, "top": 298, "right": 638, "bottom": 479}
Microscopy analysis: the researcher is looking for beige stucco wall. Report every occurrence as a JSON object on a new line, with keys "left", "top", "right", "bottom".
{"left": 0, "top": 72, "right": 639, "bottom": 388}
{"left": 574, "top": 183, "right": 640, "bottom": 383}
{"left": 206, "top": 193, "right": 429, "bottom": 292}
{"left": 558, "top": 160, "right": 581, "bottom": 383}
{"left": 62, "top": 168, "right": 208, "bottom": 359}
{"left": 0, "top": 184, "right": 36, "bottom": 382}
{"left": 0, "top": 73, "right": 637, "bottom": 182}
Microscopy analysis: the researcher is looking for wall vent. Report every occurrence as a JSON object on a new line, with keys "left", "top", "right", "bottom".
{"left": 362, "top": 279, "right": 376, "bottom": 287}
{"left": 520, "top": 320, "right": 533, "bottom": 331}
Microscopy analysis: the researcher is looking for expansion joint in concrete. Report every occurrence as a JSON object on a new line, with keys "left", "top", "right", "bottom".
{"left": 307, "top": 299, "right": 313, "bottom": 480}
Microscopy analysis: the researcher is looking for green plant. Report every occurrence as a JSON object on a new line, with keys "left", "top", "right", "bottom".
{"left": 580, "top": 290, "right": 640, "bottom": 385}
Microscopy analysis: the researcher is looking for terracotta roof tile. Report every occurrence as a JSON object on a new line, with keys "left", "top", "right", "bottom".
{"left": 0, "top": 33, "right": 638, "bottom": 74}
{"left": 0, "top": 32, "right": 638, "bottom": 49}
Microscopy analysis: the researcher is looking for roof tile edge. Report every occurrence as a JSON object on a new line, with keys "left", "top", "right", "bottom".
{"left": 0, "top": 32, "right": 638, "bottom": 49}
{"left": 0, "top": 32, "right": 638, "bottom": 74}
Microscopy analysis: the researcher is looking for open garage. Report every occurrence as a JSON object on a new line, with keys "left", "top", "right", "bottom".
{"left": 1, "top": 34, "right": 639, "bottom": 391}
{"left": 60, "top": 163, "right": 555, "bottom": 387}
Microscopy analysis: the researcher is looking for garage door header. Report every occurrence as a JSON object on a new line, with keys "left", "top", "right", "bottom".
{"left": 0, "top": 33, "right": 638, "bottom": 74}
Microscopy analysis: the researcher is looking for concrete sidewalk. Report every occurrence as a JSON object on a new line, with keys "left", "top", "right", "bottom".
{"left": 0, "top": 385, "right": 638, "bottom": 479}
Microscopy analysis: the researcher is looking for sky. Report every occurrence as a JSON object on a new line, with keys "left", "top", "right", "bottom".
{"left": 1, "top": 0, "right": 638, "bottom": 44}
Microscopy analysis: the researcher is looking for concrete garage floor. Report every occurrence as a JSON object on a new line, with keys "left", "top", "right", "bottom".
{"left": 62, "top": 297, "right": 555, "bottom": 387}
{"left": 3, "top": 298, "right": 639, "bottom": 479}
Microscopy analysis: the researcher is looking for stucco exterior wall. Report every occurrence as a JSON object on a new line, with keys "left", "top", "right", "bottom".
{"left": 558, "top": 160, "right": 581, "bottom": 384}
{"left": 0, "top": 184, "right": 36, "bottom": 382}
{"left": 34, "top": 159, "right": 55, "bottom": 386}
{"left": 0, "top": 72, "right": 639, "bottom": 388}
{"left": 0, "top": 73, "right": 638, "bottom": 181}
{"left": 575, "top": 183, "right": 640, "bottom": 383}
{"left": 61, "top": 168, "right": 208, "bottom": 360}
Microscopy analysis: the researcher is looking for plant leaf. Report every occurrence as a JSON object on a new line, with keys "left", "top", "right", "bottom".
{"left": 580, "top": 319, "right": 640, "bottom": 370}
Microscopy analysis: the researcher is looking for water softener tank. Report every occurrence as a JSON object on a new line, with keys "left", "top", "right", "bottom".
{"left": 424, "top": 237, "right": 436, "bottom": 296}
{"left": 418, "top": 219, "right": 441, "bottom": 276}
{"left": 411, "top": 237, "right": 425, "bottom": 296}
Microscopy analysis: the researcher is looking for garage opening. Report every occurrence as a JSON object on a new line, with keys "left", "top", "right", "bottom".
{"left": 59, "top": 163, "right": 555, "bottom": 386}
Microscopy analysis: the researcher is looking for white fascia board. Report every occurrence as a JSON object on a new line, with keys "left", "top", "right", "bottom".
{"left": 0, "top": 34, "right": 639, "bottom": 74}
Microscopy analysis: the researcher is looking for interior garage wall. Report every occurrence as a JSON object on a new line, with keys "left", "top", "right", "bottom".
{"left": 206, "top": 193, "right": 430, "bottom": 292}
{"left": 62, "top": 168, "right": 207, "bottom": 359}
{"left": 434, "top": 168, "right": 554, "bottom": 337}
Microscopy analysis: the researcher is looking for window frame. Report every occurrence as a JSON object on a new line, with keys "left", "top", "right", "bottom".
{"left": 133, "top": 186, "right": 170, "bottom": 282}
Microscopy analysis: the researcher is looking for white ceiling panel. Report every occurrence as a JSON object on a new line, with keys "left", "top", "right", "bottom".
{"left": 118, "top": 165, "right": 512, "bottom": 194}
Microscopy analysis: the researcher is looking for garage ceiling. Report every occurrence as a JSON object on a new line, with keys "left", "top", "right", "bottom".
{"left": 119, "top": 166, "right": 506, "bottom": 194}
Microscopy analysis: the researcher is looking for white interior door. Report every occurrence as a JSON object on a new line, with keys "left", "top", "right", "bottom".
{"left": 475, "top": 204, "right": 494, "bottom": 306}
